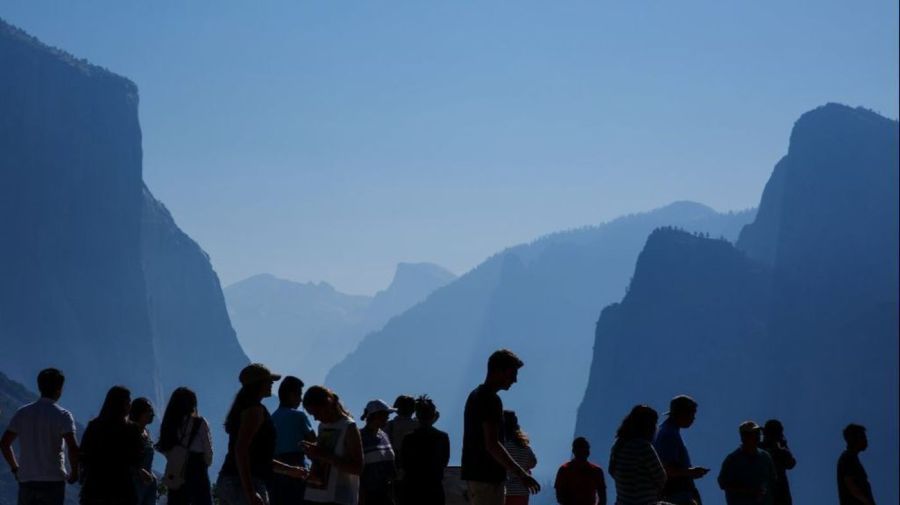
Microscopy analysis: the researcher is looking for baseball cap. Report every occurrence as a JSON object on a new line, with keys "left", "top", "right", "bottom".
{"left": 739, "top": 421, "right": 762, "bottom": 435}
{"left": 239, "top": 363, "right": 281, "bottom": 386}
{"left": 361, "top": 399, "right": 396, "bottom": 420}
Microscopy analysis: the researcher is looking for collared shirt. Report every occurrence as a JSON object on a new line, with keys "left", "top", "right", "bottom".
{"left": 6, "top": 398, "right": 76, "bottom": 482}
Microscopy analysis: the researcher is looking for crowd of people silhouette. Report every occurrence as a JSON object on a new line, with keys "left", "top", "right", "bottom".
{"left": 0, "top": 351, "right": 878, "bottom": 505}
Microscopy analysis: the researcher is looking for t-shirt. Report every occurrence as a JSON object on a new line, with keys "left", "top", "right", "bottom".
{"left": 654, "top": 418, "right": 695, "bottom": 499}
{"left": 461, "top": 384, "right": 505, "bottom": 483}
{"left": 837, "top": 451, "right": 875, "bottom": 505}
{"left": 717, "top": 448, "right": 777, "bottom": 505}
{"left": 271, "top": 406, "right": 314, "bottom": 465}
{"left": 5, "top": 398, "right": 76, "bottom": 482}
{"left": 609, "top": 438, "right": 665, "bottom": 505}
{"left": 360, "top": 428, "right": 395, "bottom": 495}
{"left": 555, "top": 459, "right": 607, "bottom": 505}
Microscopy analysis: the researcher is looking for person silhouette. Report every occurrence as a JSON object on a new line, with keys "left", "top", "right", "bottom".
{"left": 837, "top": 424, "right": 875, "bottom": 505}
{"left": 269, "top": 376, "right": 315, "bottom": 505}
{"left": 557, "top": 436, "right": 607, "bottom": 505}
{"left": 759, "top": 420, "right": 795, "bottom": 505}
{"left": 608, "top": 406, "right": 662, "bottom": 505}
{"left": 385, "top": 394, "right": 417, "bottom": 502}
{"left": 301, "top": 385, "right": 364, "bottom": 505}
{"left": 653, "top": 395, "right": 708, "bottom": 505}
{"left": 461, "top": 349, "right": 540, "bottom": 505}
{"left": 0, "top": 368, "right": 79, "bottom": 505}
{"left": 79, "top": 385, "right": 145, "bottom": 505}
{"left": 400, "top": 396, "right": 449, "bottom": 505}
{"left": 128, "top": 398, "right": 157, "bottom": 505}
{"left": 716, "top": 421, "right": 776, "bottom": 505}
{"left": 502, "top": 411, "right": 537, "bottom": 505}
{"left": 157, "top": 387, "right": 214, "bottom": 505}
{"left": 359, "top": 400, "right": 397, "bottom": 505}
{"left": 215, "top": 364, "right": 307, "bottom": 505}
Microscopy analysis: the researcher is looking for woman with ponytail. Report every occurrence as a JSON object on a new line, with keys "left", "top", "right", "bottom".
{"left": 215, "top": 364, "right": 307, "bottom": 505}
{"left": 301, "top": 386, "right": 363, "bottom": 505}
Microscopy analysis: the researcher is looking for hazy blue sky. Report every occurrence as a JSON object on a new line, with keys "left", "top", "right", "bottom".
{"left": 3, "top": 1, "right": 897, "bottom": 294}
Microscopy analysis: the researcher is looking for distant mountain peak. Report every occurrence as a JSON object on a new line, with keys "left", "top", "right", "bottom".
{"left": 386, "top": 262, "right": 456, "bottom": 292}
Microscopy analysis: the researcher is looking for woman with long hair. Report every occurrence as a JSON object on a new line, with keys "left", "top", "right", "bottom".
{"left": 80, "top": 385, "right": 147, "bottom": 505}
{"left": 215, "top": 364, "right": 307, "bottom": 505}
{"left": 129, "top": 398, "right": 157, "bottom": 505}
{"left": 301, "top": 385, "right": 363, "bottom": 505}
{"left": 609, "top": 405, "right": 667, "bottom": 505}
{"left": 157, "top": 388, "right": 213, "bottom": 505}
{"left": 502, "top": 410, "right": 537, "bottom": 505}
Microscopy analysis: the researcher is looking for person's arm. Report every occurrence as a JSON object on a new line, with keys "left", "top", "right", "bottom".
{"left": 61, "top": 411, "right": 79, "bottom": 484}
{"left": 555, "top": 467, "right": 571, "bottom": 505}
{"left": 656, "top": 435, "right": 706, "bottom": 479}
{"left": 63, "top": 432, "right": 80, "bottom": 484}
{"left": 199, "top": 418, "right": 214, "bottom": 467}
{"left": 597, "top": 468, "right": 607, "bottom": 505}
{"left": 440, "top": 433, "right": 450, "bottom": 468}
{"left": 236, "top": 406, "right": 266, "bottom": 505}
{"left": 646, "top": 444, "right": 667, "bottom": 490}
{"left": 482, "top": 421, "right": 540, "bottom": 493}
{"left": 272, "top": 459, "right": 308, "bottom": 479}
{"left": 844, "top": 475, "right": 875, "bottom": 505}
{"left": 0, "top": 430, "right": 19, "bottom": 477}
{"left": 780, "top": 446, "right": 796, "bottom": 470}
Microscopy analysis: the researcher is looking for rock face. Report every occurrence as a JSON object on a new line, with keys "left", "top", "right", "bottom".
{"left": 0, "top": 18, "right": 248, "bottom": 459}
{"left": 577, "top": 104, "right": 899, "bottom": 505}
{"left": 326, "top": 202, "right": 754, "bottom": 481}
{"left": 226, "top": 263, "right": 455, "bottom": 385}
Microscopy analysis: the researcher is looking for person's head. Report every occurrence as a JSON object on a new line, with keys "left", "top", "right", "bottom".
{"left": 239, "top": 363, "right": 281, "bottom": 400}
{"left": 159, "top": 387, "right": 199, "bottom": 450}
{"left": 361, "top": 399, "right": 395, "bottom": 430}
{"left": 393, "top": 395, "right": 416, "bottom": 418}
{"left": 616, "top": 405, "right": 659, "bottom": 441}
{"left": 303, "top": 385, "right": 351, "bottom": 423}
{"left": 503, "top": 410, "right": 530, "bottom": 447}
{"left": 572, "top": 437, "right": 591, "bottom": 461}
{"left": 843, "top": 424, "right": 868, "bottom": 452}
{"left": 739, "top": 421, "right": 762, "bottom": 449}
{"left": 666, "top": 395, "right": 698, "bottom": 429}
{"left": 98, "top": 385, "right": 131, "bottom": 421}
{"left": 763, "top": 419, "right": 785, "bottom": 444}
{"left": 225, "top": 364, "right": 281, "bottom": 435}
{"left": 414, "top": 395, "right": 439, "bottom": 426}
{"left": 128, "top": 397, "right": 155, "bottom": 427}
{"left": 486, "top": 349, "right": 524, "bottom": 391}
{"left": 278, "top": 376, "right": 305, "bottom": 409}
{"left": 37, "top": 368, "right": 65, "bottom": 400}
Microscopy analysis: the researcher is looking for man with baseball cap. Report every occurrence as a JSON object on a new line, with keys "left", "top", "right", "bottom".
{"left": 717, "top": 421, "right": 777, "bottom": 505}
{"left": 654, "top": 395, "right": 708, "bottom": 505}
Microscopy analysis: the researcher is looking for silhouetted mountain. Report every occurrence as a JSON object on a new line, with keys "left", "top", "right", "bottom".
{"left": 0, "top": 18, "right": 248, "bottom": 463}
{"left": 226, "top": 263, "right": 455, "bottom": 384}
{"left": 577, "top": 104, "right": 898, "bottom": 505}
{"left": 326, "top": 202, "right": 754, "bottom": 480}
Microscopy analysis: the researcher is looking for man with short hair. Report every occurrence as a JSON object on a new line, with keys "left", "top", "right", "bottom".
{"left": 462, "top": 349, "right": 540, "bottom": 505}
{"left": 269, "top": 375, "right": 315, "bottom": 505}
{"left": 653, "top": 395, "right": 709, "bottom": 505}
{"left": 0, "top": 368, "right": 79, "bottom": 505}
{"left": 837, "top": 424, "right": 875, "bottom": 505}
{"left": 717, "top": 421, "right": 777, "bottom": 505}
{"left": 554, "top": 437, "right": 607, "bottom": 505}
